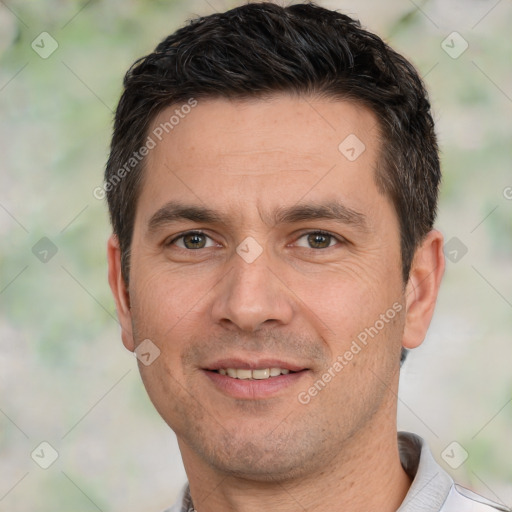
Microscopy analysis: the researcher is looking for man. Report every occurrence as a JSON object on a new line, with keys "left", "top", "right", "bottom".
{"left": 104, "top": 2, "right": 510, "bottom": 511}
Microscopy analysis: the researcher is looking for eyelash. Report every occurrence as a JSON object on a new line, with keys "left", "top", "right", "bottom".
{"left": 166, "top": 230, "right": 343, "bottom": 250}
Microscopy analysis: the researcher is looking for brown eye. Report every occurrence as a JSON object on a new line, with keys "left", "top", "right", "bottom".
{"left": 182, "top": 233, "right": 206, "bottom": 249}
{"left": 169, "top": 231, "right": 214, "bottom": 250}
{"left": 296, "top": 231, "right": 338, "bottom": 249}
{"left": 308, "top": 233, "right": 331, "bottom": 249}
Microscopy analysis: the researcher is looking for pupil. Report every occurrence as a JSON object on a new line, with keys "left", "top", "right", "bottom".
{"left": 185, "top": 233, "right": 205, "bottom": 249}
{"left": 309, "top": 233, "right": 329, "bottom": 248}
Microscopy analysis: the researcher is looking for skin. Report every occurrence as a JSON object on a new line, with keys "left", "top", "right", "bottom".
{"left": 108, "top": 95, "right": 445, "bottom": 512}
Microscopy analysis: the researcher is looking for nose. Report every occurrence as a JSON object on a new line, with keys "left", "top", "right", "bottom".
{"left": 211, "top": 246, "right": 295, "bottom": 333}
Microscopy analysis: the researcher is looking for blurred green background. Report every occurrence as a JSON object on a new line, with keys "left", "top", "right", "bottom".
{"left": 0, "top": 0, "right": 511, "bottom": 510}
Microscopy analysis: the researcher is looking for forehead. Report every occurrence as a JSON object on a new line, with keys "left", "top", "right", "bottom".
{"left": 148, "top": 94, "right": 379, "bottom": 166}
{"left": 137, "top": 95, "right": 385, "bottom": 226}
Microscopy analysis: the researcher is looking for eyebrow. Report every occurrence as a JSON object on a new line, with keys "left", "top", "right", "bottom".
{"left": 146, "top": 199, "right": 368, "bottom": 234}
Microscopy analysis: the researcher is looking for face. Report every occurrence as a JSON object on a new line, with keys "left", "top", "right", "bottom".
{"left": 110, "top": 95, "right": 417, "bottom": 481}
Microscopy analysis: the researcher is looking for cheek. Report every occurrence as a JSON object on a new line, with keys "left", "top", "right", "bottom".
{"left": 297, "top": 262, "right": 400, "bottom": 330}
{"left": 128, "top": 269, "right": 203, "bottom": 419}
{"left": 130, "top": 260, "right": 210, "bottom": 333}
{"left": 128, "top": 264, "right": 221, "bottom": 394}
{"left": 299, "top": 272, "right": 404, "bottom": 380}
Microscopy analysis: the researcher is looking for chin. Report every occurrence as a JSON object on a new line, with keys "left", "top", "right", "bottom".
{"left": 213, "top": 454, "right": 314, "bottom": 483}
{"left": 193, "top": 429, "right": 326, "bottom": 483}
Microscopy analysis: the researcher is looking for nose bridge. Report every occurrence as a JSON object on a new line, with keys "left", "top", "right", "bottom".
{"left": 212, "top": 240, "right": 294, "bottom": 332}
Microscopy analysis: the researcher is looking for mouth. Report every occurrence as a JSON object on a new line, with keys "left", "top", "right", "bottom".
{"left": 213, "top": 367, "right": 295, "bottom": 380}
{"left": 202, "top": 358, "right": 309, "bottom": 399}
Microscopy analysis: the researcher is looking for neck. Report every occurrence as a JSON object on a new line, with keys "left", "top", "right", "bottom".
{"left": 180, "top": 417, "right": 411, "bottom": 512}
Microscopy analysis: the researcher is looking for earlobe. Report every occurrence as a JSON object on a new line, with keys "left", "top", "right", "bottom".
{"left": 107, "top": 234, "right": 135, "bottom": 352}
{"left": 402, "top": 230, "right": 445, "bottom": 350}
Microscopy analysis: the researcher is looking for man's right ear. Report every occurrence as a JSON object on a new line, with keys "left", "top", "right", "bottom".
{"left": 107, "top": 235, "right": 135, "bottom": 352}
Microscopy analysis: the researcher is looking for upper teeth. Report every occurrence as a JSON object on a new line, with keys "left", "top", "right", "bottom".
{"left": 218, "top": 368, "right": 290, "bottom": 380}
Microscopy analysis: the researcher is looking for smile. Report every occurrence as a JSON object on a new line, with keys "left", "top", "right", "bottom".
{"left": 215, "top": 368, "right": 293, "bottom": 380}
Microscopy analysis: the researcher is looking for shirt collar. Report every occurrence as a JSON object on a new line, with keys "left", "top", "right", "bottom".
{"left": 397, "top": 431, "right": 453, "bottom": 511}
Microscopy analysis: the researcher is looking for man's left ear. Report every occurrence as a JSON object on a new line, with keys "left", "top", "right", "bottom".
{"left": 402, "top": 229, "right": 445, "bottom": 349}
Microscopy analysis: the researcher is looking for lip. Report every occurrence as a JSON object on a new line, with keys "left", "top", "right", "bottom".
{"left": 201, "top": 356, "right": 310, "bottom": 400}
{"left": 203, "top": 368, "right": 309, "bottom": 400}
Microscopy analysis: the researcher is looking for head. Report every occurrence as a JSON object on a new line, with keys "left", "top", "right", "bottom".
{"left": 106, "top": 2, "right": 444, "bottom": 482}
